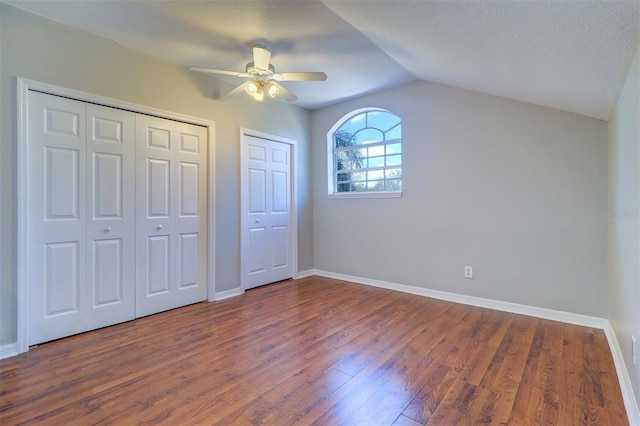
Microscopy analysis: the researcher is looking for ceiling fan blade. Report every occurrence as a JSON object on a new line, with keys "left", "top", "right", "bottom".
{"left": 253, "top": 47, "right": 271, "bottom": 71}
{"left": 273, "top": 72, "right": 327, "bottom": 82}
{"left": 270, "top": 82, "right": 298, "bottom": 102}
{"left": 224, "top": 82, "right": 248, "bottom": 98}
{"left": 189, "top": 66, "right": 250, "bottom": 78}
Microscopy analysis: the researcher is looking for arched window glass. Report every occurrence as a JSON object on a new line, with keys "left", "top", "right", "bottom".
{"left": 328, "top": 108, "right": 402, "bottom": 197}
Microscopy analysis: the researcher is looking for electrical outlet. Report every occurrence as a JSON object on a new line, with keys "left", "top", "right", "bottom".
{"left": 633, "top": 335, "right": 637, "bottom": 365}
{"left": 464, "top": 265, "right": 474, "bottom": 279}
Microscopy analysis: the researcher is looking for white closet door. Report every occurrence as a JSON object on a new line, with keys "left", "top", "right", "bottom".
{"left": 243, "top": 136, "right": 292, "bottom": 289}
{"left": 27, "top": 91, "right": 136, "bottom": 345}
{"left": 135, "top": 115, "right": 207, "bottom": 317}
{"left": 86, "top": 104, "right": 136, "bottom": 328}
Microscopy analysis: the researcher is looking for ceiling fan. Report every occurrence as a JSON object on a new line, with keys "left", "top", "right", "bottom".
{"left": 189, "top": 46, "right": 327, "bottom": 102}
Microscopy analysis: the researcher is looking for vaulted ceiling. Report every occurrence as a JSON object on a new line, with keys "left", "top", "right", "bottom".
{"left": 5, "top": 0, "right": 639, "bottom": 120}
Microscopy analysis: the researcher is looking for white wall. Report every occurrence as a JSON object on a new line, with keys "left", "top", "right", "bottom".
{"left": 0, "top": 4, "right": 313, "bottom": 346}
{"left": 608, "top": 45, "right": 640, "bottom": 412}
{"left": 312, "top": 80, "right": 608, "bottom": 317}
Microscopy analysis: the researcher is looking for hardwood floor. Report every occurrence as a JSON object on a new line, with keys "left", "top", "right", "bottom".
{"left": 0, "top": 276, "right": 629, "bottom": 425}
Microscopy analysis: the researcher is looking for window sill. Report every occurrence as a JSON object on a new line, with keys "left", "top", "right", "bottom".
{"left": 328, "top": 191, "right": 402, "bottom": 199}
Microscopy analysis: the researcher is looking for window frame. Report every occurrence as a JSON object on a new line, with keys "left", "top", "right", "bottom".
{"left": 326, "top": 107, "right": 402, "bottom": 199}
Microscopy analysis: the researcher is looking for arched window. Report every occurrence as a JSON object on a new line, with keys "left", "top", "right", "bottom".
{"left": 327, "top": 108, "right": 402, "bottom": 198}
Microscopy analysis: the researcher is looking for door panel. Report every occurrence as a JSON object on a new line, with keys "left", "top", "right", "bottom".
{"left": 147, "top": 126, "right": 171, "bottom": 150}
{"left": 243, "top": 135, "right": 292, "bottom": 289}
{"left": 179, "top": 233, "right": 199, "bottom": 288}
{"left": 137, "top": 115, "right": 175, "bottom": 315}
{"left": 28, "top": 92, "right": 136, "bottom": 345}
{"left": 147, "top": 159, "right": 171, "bottom": 217}
{"left": 147, "top": 235, "right": 171, "bottom": 295}
{"left": 249, "top": 169, "right": 266, "bottom": 213}
{"left": 173, "top": 121, "right": 206, "bottom": 299}
{"left": 179, "top": 132, "right": 200, "bottom": 154}
{"left": 92, "top": 238, "right": 123, "bottom": 306}
{"left": 136, "top": 115, "right": 206, "bottom": 317}
{"left": 272, "top": 171, "right": 287, "bottom": 213}
{"left": 93, "top": 153, "right": 122, "bottom": 218}
{"left": 28, "top": 93, "right": 87, "bottom": 344}
{"left": 44, "top": 241, "right": 80, "bottom": 316}
{"left": 86, "top": 103, "right": 135, "bottom": 327}
{"left": 248, "top": 227, "right": 267, "bottom": 275}
{"left": 92, "top": 116, "right": 124, "bottom": 143}
{"left": 271, "top": 226, "right": 288, "bottom": 268}
{"left": 179, "top": 162, "right": 199, "bottom": 216}
{"left": 45, "top": 108, "right": 80, "bottom": 137}
{"left": 45, "top": 147, "right": 80, "bottom": 219}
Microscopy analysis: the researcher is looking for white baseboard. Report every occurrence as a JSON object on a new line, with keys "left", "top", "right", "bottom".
{"left": 603, "top": 324, "right": 640, "bottom": 426}
{"left": 213, "top": 287, "right": 244, "bottom": 301}
{"left": 309, "top": 269, "right": 608, "bottom": 328}
{"left": 296, "top": 269, "right": 315, "bottom": 279}
{"left": 0, "top": 343, "right": 18, "bottom": 360}
{"left": 308, "top": 269, "right": 639, "bottom": 423}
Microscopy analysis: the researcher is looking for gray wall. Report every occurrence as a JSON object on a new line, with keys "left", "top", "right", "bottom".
{"left": 311, "top": 80, "right": 608, "bottom": 317}
{"left": 0, "top": 4, "right": 313, "bottom": 345}
{"left": 608, "top": 45, "right": 640, "bottom": 411}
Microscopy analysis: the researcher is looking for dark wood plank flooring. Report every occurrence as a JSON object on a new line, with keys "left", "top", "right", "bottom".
{"left": 0, "top": 276, "right": 629, "bottom": 425}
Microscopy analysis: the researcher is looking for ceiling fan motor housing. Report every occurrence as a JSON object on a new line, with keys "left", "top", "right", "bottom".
{"left": 246, "top": 62, "right": 275, "bottom": 80}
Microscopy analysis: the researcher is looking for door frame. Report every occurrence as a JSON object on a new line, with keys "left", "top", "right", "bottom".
{"left": 16, "top": 78, "right": 216, "bottom": 355}
{"left": 240, "top": 128, "right": 298, "bottom": 291}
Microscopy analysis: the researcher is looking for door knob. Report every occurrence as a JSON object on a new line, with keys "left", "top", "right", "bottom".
{"left": 104, "top": 226, "right": 112, "bottom": 233}
{"left": 156, "top": 225, "right": 163, "bottom": 230}
{"left": 255, "top": 219, "right": 260, "bottom": 223}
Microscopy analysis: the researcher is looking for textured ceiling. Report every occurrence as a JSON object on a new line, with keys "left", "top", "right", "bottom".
{"left": 4, "top": 0, "right": 639, "bottom": 119}
{"left": 323, "top": 0, "right": 640, "bottom": 120}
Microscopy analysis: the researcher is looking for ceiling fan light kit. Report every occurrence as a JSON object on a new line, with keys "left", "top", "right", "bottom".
{"left": 245, "top": 80, "right": 258, "bottom": 95}
{"left": 252, "top": 84, "right": 265, "bottom": 102}
{"left": 266, "top": 82, "right": 279, "bottom": 97}
{"left": 190, "top": 46, "right": 327, "bottom": 103}
{"left": 243, "top": 80, "right": 279, "bottom": 102}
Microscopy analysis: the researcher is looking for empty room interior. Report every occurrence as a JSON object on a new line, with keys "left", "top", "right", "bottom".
{"left": 1, "top": 1, "right": 639, "bottom": 424}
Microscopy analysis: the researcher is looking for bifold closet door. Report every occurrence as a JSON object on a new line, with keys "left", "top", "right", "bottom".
{"left": 27, "top": 91, "right": 136, "bottom": 345}
{"left": 135, "top": 114, "right": 207, "bottom": 317}
{"left": 243, "top": 136, "right": 292, "bottom": 290}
